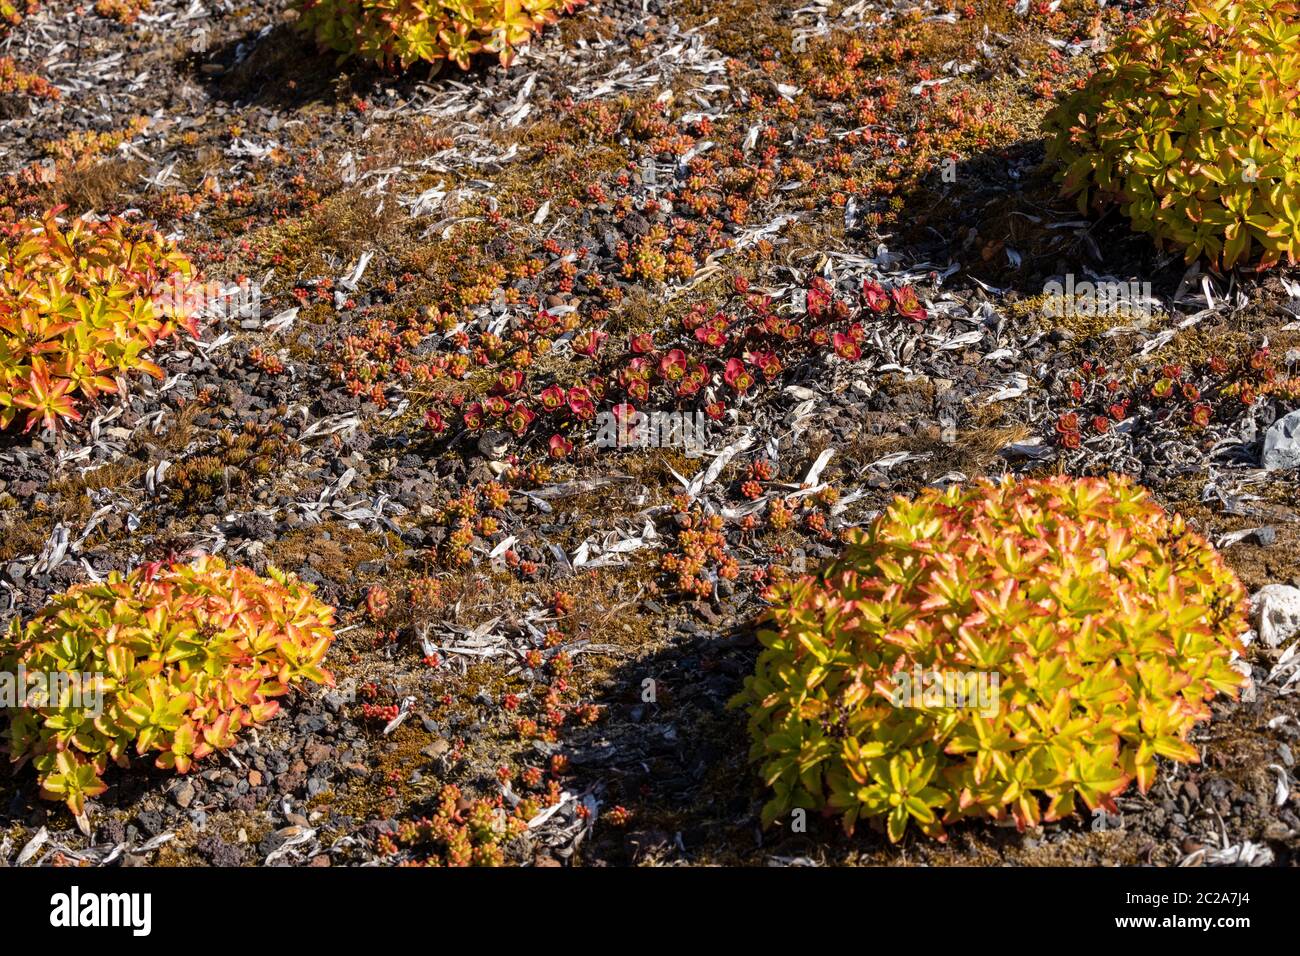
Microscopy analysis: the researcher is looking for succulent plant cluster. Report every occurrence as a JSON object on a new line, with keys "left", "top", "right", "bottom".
{"left": 304, "top": 37, "right": 1007, "bottom": 436}
{"left": 383, "top": 783, "right": 540, "bottom": 865}
{"left": 294, "top": 0, "right": 587, "bottom": 71}
{"left": 422, "top": 275, "right": 928, "bottom": 460}
{"left": 389, "top": 784, "right": 529, "bottom": 865}
{"left": 0, "top": 54, "right": 57, "bottom": 98}
{"left": 93, "top": 0, "right": 150, "bottom": 23}
{"left": 1054, "top": 348, "right": 1300, "bottom": 450}
{"left": 1044, "top": 0, "right": 1300, "bottom": 269}
{"left": 0, "top": 556, "right": 336, "bottom": 815}
{"left": 0, "top": 211, "right": 199, "bottom": 432}
{"left": 734, "top": 476, "right": 1248, "bottom": 842}
{"left": 168, "top": 421, "right": 297, "bottom": 505}
{"left": 427, "top": 480, "right": 512, "bottom": 568}
{"left": 0, "top": 0, "right": 35, "bottom": 28}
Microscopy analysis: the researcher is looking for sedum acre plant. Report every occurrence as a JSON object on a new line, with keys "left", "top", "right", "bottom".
{"left": 0, "top": 1, "right": 36, "bottom": 28}
{"left": 294, "top": 0, "right": 587, "bottom": 71}
{"left": 1043, "top": 0, "right": 1300, "bottom": 269}
{"left": 0, "top": 211, "right": 199, "bottom": 432}
{"left": 734, "top": 476, "right": 1248, "bottom": 843}
{"left": 0, "top": 556, "right": 336, "bottom": 816}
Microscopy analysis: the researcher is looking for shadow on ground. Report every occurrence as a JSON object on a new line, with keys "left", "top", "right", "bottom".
{"left": 195, "top": 23, "right": 507, "bottom": 110}
{"left": 886, "top": 137, "right": 1202, "bottom": 302}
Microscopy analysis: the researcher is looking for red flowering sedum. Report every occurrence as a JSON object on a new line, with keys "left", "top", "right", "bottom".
{"left": 0, "top": 556, "right": 336, "bottom": 816}
{"left": 734, "top": 476, "right": 1248, "bottom": 843}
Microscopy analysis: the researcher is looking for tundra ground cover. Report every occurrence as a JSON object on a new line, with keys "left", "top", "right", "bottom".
{"left": 0, "top": 0, "right": 1295, "bottom": 868}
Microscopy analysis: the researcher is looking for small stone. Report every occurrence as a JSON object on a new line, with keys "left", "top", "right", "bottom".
{"left": 258, "top": 825, "right": 307, "bottom": 858}
{"left": 477, "top": 430, "right": 511, "bottom": 460}
{"left": 1262, "top": 408, "right": 1300, "bottom": 470}
{"left": 248, "top": 770, "right": 263, "bottom": 787}
{"left": 304, "top": 741, "right": 333, "bottom": 767}
{"left": 1263, "top": 821, "right": 1293, "bottom": 841}
{"left": 1251, "top": 584, "right": 1300, "bottom": 647}
{"left": 173, "top": 781, "right": 196, "bottom": 809}
{"left": 422, "top": 738, "right": 450, "bottom": 760}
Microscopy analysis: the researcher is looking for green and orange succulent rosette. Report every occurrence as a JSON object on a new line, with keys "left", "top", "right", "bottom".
{"left": 0, "top": 556, "right": 336, "bottom": 816}
{"left": 295, "top": 0, "right": 588, "bottom": 71}
{"left": 0, "top": 210, "right": 200, "bottom": 432}
{"left": 1045, "top": 0, "right": 1300, "bottom": 269}
{"left": 735, "top": 476, "right": 1249, "bottom": 843}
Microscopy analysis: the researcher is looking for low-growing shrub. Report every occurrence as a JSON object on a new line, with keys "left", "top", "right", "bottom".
{"left": 0, "top": 556, "right": 336, "bottom": 815}
{"left": 1044, "top": 0, "right": 1300, "bottom": 269}
{"left": 0, "top": 211, "right": 199, "bottom": 432}
{"left": 294, "top": 0, "right": 587, "bottom": 71}
{"left": 734, "top": 476, "right": 1248, "bottom": 842}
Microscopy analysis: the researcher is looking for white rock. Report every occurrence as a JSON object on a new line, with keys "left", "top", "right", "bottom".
{"left": 477, "top": 430, "right": 511, "bottom": 461}
{"left": 1261, "top": 408, "right": 1300, "bottom": 470}
{"left": 1250, "top": 584, "right": 1300, "bottom": 648}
